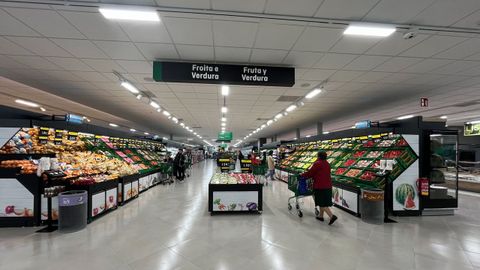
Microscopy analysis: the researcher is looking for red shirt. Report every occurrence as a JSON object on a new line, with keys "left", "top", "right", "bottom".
{"left": 301, "top": 159, "right": 332, "bottom": 190}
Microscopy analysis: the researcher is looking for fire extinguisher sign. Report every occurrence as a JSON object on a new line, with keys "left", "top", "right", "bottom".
{"left": 420, "top": 97, "right": 428, "bottom": 107}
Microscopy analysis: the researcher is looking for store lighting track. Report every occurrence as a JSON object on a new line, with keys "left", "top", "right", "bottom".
{"left": 286, "top": 104, "right": 297, "bottom": 112}
{"left": 305, "top": 88, "right": 322, "bottom": 99}
{"left": 344, "top": 23, "right": 396, "bottom": 37}
{"left": 150, "top": 101, "right": 160, "bottom": 109}
{"left": 397, "top": 115, "right": 415, "bottom": 120}
{"left": 121, "top": 81, "right": 139, "bottom": 94}
{"left": 99, "top": 8, "right": 160, "bottom": 22}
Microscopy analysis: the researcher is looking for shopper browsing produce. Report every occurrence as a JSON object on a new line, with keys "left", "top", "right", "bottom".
{"left": 301, "top": 151, "right": 338, "bottom": 225}
{"left": 265, "top": 150, "right": 275, "bottom": 184}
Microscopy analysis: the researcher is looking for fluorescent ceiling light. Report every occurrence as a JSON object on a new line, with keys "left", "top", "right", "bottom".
{"left": 306, "top": 135, "right": 311, "bottom": 138}
{"left": 189, "top": 129, "right": 193, "bottom": 133}
{"left": 275, "top": 113, "right": 283, "bottom": 119}
{"left": 162, "top": 137, "right": 168, "bottom": 140}
{"left": 344, "top": 23, "right": 396, "bottom": 37}
{"left": 136, "top": 94, "right": 142, "bottom": 100}
{"left": 40, "top": 107, "right": 46, "bottom": 112}
{"left": 109, "top": 123, "right": 118, "bottom": 127}
{"left": 267, "top": 120, "right": 273, "bottom": 126}
{"left": 193, "top": 132, "right": 197, "bottom": 135}
{"left": 130, "top": 128, "right": 136, "bottom": 132}
{"left": 221, "top": 122, "right": 226, "bottom": 127}
{"left": 168, "top": 116, "right": 172, "bottom": 119}
{"left": 305, "top": 88, "right": 322, "bottom": 99}
{"left": 162, "top": 110, "right": 170, "bottom": 116}
{"left": 121, "top": 81, "right": 139, "bottom": 94}
{"left": 323, "top": 131, "right": 330, "bottom": 135}
{"left": 440, "top": 115, "right": 448, "bottom": 119}
{"left": 261, "top": 124, "right": 266, "bottom": 129}
{"left": 180, "top": 123, "right": 185, "bottom": 127}
{"left": 293, "top": 137, "right": 297, "bottom": 140}
{"left": 221, "top": 106, "right": 228, "bottom": 113}
{"left": 99, "top": 8, "right": 160, "bottom": 22}
{"left": 172, "top": 117, "right": 178, "bottom": 123}
{"left": 156, "top": 108, "right": 161, "bottom": 112}
{"left": 221, "top": 117, "right": 227, "bottom": 122}
{"left": 397, "top": 114, "right": 414, "bottom": 120}
{"left": 221, "top": 85, "right": 230, "bottom": 96}
{"left": 286, "top": 104, "right": 297, "bottom": 112}
{"left": 150, "top": 101, "right": 160, "bottom": 109}
{"left": 144, "top": 132, "right": 149, "bottom": 135}
{"left": 467, "top": 120, "right": 480, "bottom": 124}
{"left": 15, "top": 99, "right": 39, "bottom": 107}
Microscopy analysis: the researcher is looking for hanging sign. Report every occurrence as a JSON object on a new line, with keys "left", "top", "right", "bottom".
{"left": 420, "top": 97, "right": 428, "bottom": 107}
{"left": 218, "top": 132, "right": 233, "bottom": 141}
{"left": 153, "top": 61, "right": 295, "bottom": 87}
{"left": 465, "top": 123, "right": 480, "bottom": 136}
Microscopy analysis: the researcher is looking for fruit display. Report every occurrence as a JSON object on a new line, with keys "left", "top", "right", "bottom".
{"left": 384, "top": 150, "right": 403, "bottom": 159}
{"left": 377, "top": 140, "right": 395, "bottom": 147}
{"left": 0, "top": 160, "right": 37, "bottom": 174}
{"left": 353, "top": 151, "right": 366, "bottom": 158}
{"left": 345, "top": 169, "right": 362, "bottom": 178}
{"left": 210, "top": 173, "right": 257, "bottom": 184}
{"left": 355, "top": 160, "right": 371, "bottom": 168}
{"left": 343, "top": 159, "right": 356, "bottom": 167}
{"left": 366, "top": 151, "right": 383, "bottom": 158}
{"left": 335, "top": 168, "right": 347, "bottom": 175}
{"left": 360, "top": 171, "right": 377, "bottom": 182}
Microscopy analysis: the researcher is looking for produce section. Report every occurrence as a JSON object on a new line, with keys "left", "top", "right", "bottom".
{"left": 208, "top": 173, "right": 262, "bottom": 213}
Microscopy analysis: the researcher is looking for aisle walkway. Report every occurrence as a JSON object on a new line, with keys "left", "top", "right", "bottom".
{"left": 1, "top": 160, "right": 480, "bottom": 270}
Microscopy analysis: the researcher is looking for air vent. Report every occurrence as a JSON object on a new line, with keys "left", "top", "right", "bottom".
{"left": 453, "top": 101, "right": 480, "bottom": 107}
{"left": 277, "top": 95, "right": 301, "bottom": 102}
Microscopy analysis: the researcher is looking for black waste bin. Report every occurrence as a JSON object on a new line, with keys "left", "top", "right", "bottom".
{"left": 58, "top": 190, "right": 87, "bottom": 232}
{"left": 360, "top": 188, "right": 384, "bottom": 224}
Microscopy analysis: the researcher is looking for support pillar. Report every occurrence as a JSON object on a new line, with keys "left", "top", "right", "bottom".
{"left": 317, "top": 122, "right": 323, "bottom": 135}
{"left": 295, "top": 128, "right": 300, "bottom": 140}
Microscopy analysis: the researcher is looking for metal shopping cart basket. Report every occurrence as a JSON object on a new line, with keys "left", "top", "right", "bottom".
{"left": 252, "top": 164, "right": 268, "bottom": 185}
{"left": 287, "top": 174, "right": 319, "bottom": 217}
{"left": 160, "top": 163, "right": 174, "bottom": 184}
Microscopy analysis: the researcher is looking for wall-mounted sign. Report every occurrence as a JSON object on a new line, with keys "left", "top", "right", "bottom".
{"left": 355, "top": 120, "right": 371, "bottom": 129}
{"left": 465, "top": 123, "right": 480, "bottom": 136}
{"left": 218, "top": 131, "right": 233, "bottom": 141}
{"left": 66, "top": 114, "right": 84, "bottom": 124}
{"left": 153, "top": 61, "right": 295, "bottom": 87}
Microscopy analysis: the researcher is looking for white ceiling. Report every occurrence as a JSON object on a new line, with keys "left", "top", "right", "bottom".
{"left": 0, "top": 0, "right": 480, "bottom": 145}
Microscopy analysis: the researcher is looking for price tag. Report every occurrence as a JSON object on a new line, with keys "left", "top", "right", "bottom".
{"left": 39, "top": 127, "right": 49, "bottom": 136}
{"left": 68, "top": 131, "right": 78, "bottom": 141}
{"left": 38, "top": 136, "right": 48, "bottom": 144}
{"left": 54, "top": 138, "right": 62, "bottom": 145}
{"left": 55, "top": 129, "right": 63, "bottom": 139}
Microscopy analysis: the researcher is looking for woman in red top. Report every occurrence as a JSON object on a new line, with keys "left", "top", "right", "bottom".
{"left": 301, "top": 151, "right": 338, "bottom": 225}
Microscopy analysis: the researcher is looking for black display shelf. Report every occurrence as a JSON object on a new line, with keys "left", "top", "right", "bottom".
{"left": 0, "top": 153, "right": 56, "bottom": 161}
{"left": 208, "top": 183, "right": 263, "bottom": 214}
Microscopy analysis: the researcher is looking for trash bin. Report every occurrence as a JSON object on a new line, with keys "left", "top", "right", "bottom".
{"left": 58, "top": 190, "right": 87, "bottom": 232}
{"left": 360, "top": 188, "right": 384, "bottom": 224}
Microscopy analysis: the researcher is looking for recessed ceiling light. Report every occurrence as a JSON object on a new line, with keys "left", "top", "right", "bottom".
{"left": 397, "top": 114, "right": 414, "bottom": 120}
{"left": 15, "top": 99, "right": 39, "bottom": 107}
{"left": 221, "top": 122, "right": 226, "bottom": 127}
{"left": 221, "top": 106, "right": 228, "bottom": 113}
{"left": 267, "top": 120, "right": 273, "bottom": 125}
{"left": 180, "top": 123, "right": 185, "bottom": 127}
{"left": 440, "top": 115, "right": 448, "bottom": 119}
{"left": 323, "top": 131, "right": 330, "bottom": 134}
{"left": 99, "top": 8, "right": 160, "bottom": 22}
{"left": 163, "top": 110, "right": 170, "bottom": 116}
{"left": 306, "top": 135, "right": 311, "bottom": 138}
{"left": 344, "top": 23, "right": 396, "bottom": 37}
{"left": 144, "top": 132, "right": 149, "bottom": 135}
{"left": 150, "top": 101, "right": 160, "bottom": 109}
{"left": 221, "top": 117, "right": 227, "bottom": 122}
{"left": 40, "top": 107, "right": 46, "bottom": 112}
{"left": 286, "top": 104, "right": 297, "bottom": 112}
{"left": 121, "top": 81, "right": 139, "bottom": 94}
{"left": 221, "top": 85, "right": 230, "bottom": 96}
{"left": 109, "top": 123, "right": 118, "bottom": 127}
{"left": 130, "top": 128, "right": 136, "bottom": 132}
{"left": 305, "top": 88, "right": 322, "bottom": 99}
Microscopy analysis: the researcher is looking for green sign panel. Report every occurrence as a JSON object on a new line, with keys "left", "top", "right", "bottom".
{"left": 465, "top": 123, "right": 480, "bottom": 136}
{"left": 218, "top": 131, "right": 233, "bottom": 141}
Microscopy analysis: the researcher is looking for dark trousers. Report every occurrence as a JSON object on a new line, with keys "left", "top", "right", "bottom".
{"left": 176, "top": 167, "right": 185, "bottom": 180}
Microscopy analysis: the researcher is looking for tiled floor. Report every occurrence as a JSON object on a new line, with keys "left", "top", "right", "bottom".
{"left": 1, "top": 160, "right": 480, "bottom": 270}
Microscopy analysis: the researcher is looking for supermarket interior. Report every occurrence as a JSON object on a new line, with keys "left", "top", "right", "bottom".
{"left": 1, "top": 0, "right": 480, "bottom": 269}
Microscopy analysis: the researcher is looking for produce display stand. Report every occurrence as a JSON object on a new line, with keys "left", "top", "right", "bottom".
{"left": 117, "top": 174, "right": 139, "bottom": 205}
{"left": 276, "top": 117, "right": 458, "bottom": 218}
{"left": 208, "top": 173, "right": 263, "bottom": 214}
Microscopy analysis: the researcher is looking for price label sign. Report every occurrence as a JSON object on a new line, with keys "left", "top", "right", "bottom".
{"left": 38, "top": 136, "right": 48, "bottom": 145}
{"left": 54, "top": 138, "right": 62, "bottom": 145}
{"left": 68, "top": 131, "right": 78, "bottom": 141}
{"left": 55, "top": 129, "right": 63, "bottom": 139}
{"left": 39, "top": 127, "right": 49, "bottom": 136}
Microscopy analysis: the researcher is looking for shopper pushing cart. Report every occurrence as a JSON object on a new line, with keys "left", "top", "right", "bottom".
{"left": 295, "top": 151, "right": 338, "bottom": 225}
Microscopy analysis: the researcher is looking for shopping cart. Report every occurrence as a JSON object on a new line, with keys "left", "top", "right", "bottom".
{"left": 287, "top": 174, "right": 319, "bottom": 218}
{"left": 160, "top": 163, "right": 174, "bottom": 185}
{"left": 185, "top": 160, "right": 192, "bottom": 178}
{"left": 252, "top": 164, "right": 268, "bottom": 185}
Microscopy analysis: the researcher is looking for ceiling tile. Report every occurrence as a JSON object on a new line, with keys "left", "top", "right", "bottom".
{"left": 329, "top": 36, "right": 380, "bottom": 54}
{"left": 401, "top": 59, "right": 453, "bottom": 73}
{"left": 453, "top": 9, "right": 480, "bottom": 28}
{"left": 6, "top": 37, "right": 71, "bottom": 57}
{"left": 400, "top": 36, "right": 468, "bottom": 57}
{"left": 312, "top": 53, "right": 357, "bottom": 69}
{"left": 250, "top": 49, "right": 288, "bottom": 64}
{"left": 164, "top": 17, "right": 213, "bottom": 46}
{"left": 411, "top": 0, "right": 480, "bottom": 27}
{"left": 265, "top": 0, "right": 322, "bottom": 17}
{"left": 94, "top": 41, "right": 145, "bottom": 60}
{"left": 379, "top": 73, "right": 417, "bottom": 84}
{"left": 328, "top": 70, "right": 364, "bottom": 82}
{"left": 51, "top": 39, "right": 108, "bottom": 59}
{"left": 176, "top": 45, "right": 214, "bottom": 61}
{"left": 72, "top": 71, "right": 111, "bottom": 82}
{"left": 42, "top": 70, "right": 81, "bottom": 81}
{"left": 215, "top": 47, "right": 251, "bottom": 63}
{"left": 373, "top": 57, "right": 422, "bottom": 72}
{"left": 0, "top": 9, "right": 39, "bottom": 36}
{"left": 211, "top": 0, "right": 267, "bottom": 13}
{"left": 293, "top": 27, "right": 343, "bottom": 52}
{"left": 433, "top": 38, "right": 480, "bottom": 59}
{"left": 0, "top": 37, "right": 34, "bottom": 55}
{"left": 82, "top": 59, "right": 127, "bottom": 72}
{"left": 136, "top": 43, "right": 179, "bottom": 60}
{"left": 282, "top": 51, "right": 324, "bottom": 68}
{"left": 351, "top": 72, "right": 392, "bottom": 83}
{"left": 254, "top": 23, "right": 304, "bottom": 50}
{"left": 363, "top": 0, "right": 436, "bottom": 23}
{"left": 0, "top": 56, "right": 29, "bottom": 69}
{"left": 365, "top": 33, "right": 430, "bottom": 56}
{"left": 315, "top": 0, "right": 379, "bottom": 20}
{"left": 301, "top": 69, "right": 336, "bottom": 81}
{"left": 5, "top": 8, "right": 84, "bottom": 38}
{"left": 116, "top": 60, "right": 152, "bottom": 73}
{"left": 60, "top": 11, "right": 129, "bottom": 41}
{"left": 213, "top": 20, "right": 258, "bottom": 47}
{"left": 343, "top": 55, "right": 390, "bottom": 71}
{"left": 429, "top": 61, "right": 480, "bottom": 75}
{"left": 119, "top": 21, "right": 172, "bottom": 43}
{"left": 46, "top": 57, "right": 94, "bottom": 71}
{"left": 155, "top": 0, "right": 210, "bottom": 9}
{"left": 8, "top": 56, "right": 61, "bottom": 70}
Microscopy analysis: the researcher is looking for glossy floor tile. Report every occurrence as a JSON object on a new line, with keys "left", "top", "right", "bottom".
{"left": 1, "top": 160, "right": 480, "bottom": 270}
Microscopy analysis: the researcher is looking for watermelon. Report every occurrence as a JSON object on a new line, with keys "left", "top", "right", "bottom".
{"left": 395, "top": 183, "right": 415, "bottom": 205}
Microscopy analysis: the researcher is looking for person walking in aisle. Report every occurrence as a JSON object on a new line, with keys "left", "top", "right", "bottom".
{"left": 265, "top": 150, "right": 275, "bottom": 185}
{"left": 174, "top": 149, "right": 186, "bottom": 181}
{"left": 301, "top": 151, "right": 338, "bottom": 225}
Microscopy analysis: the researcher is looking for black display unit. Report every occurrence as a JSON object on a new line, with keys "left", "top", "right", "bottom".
{"left": 70, "top": 180, "right": 119, "bottom": 223}
{"left": 208, "top": 183, "right": 263, "bottom": 214}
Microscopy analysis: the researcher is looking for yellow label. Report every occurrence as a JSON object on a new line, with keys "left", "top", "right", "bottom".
{"left": 68, "top": 132, "right": 78, "bottom": 136}
{"left": 360, "top": 136, "right": 368, "bottom": 140}
{"left": 372, "top": 134, "right": 381, "bottom": 139}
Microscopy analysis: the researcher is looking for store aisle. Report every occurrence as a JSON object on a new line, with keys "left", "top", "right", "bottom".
{"left": 1, "top": 160, "right": 480, "bottom": 270}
